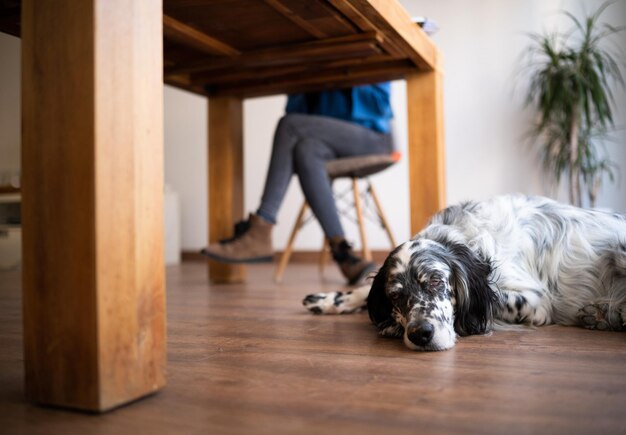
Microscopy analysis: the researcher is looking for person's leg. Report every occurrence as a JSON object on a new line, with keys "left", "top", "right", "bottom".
{"left": 201, "top": 113, "right": 392, "bottom": 273}
{"left": 255, "top": 115, "right": 304, "bottom": 224}
{"left": 289, "top": 115, "right": 392, "bottom": 284}
{"left": 288, "top": 113, "right": 393, "bottom": 158}
{"left": 290, "top": 114, "right": 392, "bottom": 237}
{"left": 292, "top": 137, "right": 375, "bottom": 284}
{"left": 292, "top": 138, "right": 341, "bottom": 237}
{"left": 258, "top": 113, "right": 392, "bottom": 225}
{"left": 201, "top": 115, "right": 303, "bottom": 263}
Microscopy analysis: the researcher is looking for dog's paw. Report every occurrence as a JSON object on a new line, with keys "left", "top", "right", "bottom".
{"left": 302, "top": 293, "right": 334, "bottom": 314}
{"left": 302, "top": 288, "right": 367, "bottom": 314}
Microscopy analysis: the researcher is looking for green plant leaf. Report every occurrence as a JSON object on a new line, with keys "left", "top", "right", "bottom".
{"left": 519, "top": 0, "right": 624, "bottom": 204}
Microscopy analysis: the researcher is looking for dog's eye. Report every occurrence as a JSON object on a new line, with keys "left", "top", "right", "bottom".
{"left": 388, "top": 292, "right": 402, "bottom": 302}
{"left": 428, "top": 278, "right": 444, "bottom": 289}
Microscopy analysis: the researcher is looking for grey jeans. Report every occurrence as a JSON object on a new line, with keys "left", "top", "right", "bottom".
{"left": 256, "top": 114, "right": 393, "bottom": 238}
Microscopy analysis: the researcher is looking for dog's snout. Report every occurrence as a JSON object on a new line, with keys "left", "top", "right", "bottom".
{"left": 407, "top": 321, "right": 435, "bottom": 346}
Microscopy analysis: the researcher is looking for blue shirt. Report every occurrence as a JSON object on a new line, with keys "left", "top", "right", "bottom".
{"left": 285, "top": 83, "right": 393, "bottom": 134}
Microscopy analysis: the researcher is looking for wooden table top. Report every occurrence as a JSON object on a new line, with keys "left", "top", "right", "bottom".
{"left": 0, "top": 0, "right": 438, "bottom": 98}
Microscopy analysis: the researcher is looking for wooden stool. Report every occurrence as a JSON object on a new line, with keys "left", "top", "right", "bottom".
{"left": 274, "top": 152, "right": 401, "bottom": 283}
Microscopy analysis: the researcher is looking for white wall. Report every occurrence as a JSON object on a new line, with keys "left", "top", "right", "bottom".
{"left": 163, "top": 87, "right": 208, "bottom": 253}
{"left": 402, "top": 0, "right": 626, "bottom": 210}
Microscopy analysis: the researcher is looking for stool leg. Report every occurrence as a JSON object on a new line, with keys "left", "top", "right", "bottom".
{"left": 274, "top": 201, "right": 308, "bottom": 283}
{"left": 369, "top": 182, "right": 397, "bottom": 248}
{"left": 319, "top": 237, "right": 330, "bottom": 276}
{"left": 352, "top": 178, "right": 371, "bottom": 261}
{"left": 320, "top": 178, "right": 335, "bottom": 277}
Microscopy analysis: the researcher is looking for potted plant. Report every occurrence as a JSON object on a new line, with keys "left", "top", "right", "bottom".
{"left": 522, "top": 1, "right": 624, "bottom": 207}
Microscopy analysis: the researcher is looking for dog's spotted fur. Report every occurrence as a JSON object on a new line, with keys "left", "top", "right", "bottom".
{"left": 303, "top": 195, "right": 626, "bottom": 351}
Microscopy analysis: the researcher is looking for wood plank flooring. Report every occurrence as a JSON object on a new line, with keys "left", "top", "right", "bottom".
{"left": 1, "top": 262, "right": 626, "bottom": 434}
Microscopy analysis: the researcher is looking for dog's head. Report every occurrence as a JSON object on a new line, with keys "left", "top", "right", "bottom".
{"left": 367, "top": 236, "right": 497, "bottom": 351}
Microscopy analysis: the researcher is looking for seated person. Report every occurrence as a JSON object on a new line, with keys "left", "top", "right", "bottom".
{"left": 202, "top": 82, "right": 394, "bottom": 285}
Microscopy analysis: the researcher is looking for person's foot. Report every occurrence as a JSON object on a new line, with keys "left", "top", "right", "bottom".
{"left": 328, "top": 237, "right": 377, "bottom": 285}
{"left": 201, "top": 213, "right": 274, "bottom": 263}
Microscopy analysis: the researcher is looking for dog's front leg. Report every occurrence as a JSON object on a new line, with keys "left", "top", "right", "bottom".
{"left": 302, "top": 285, "right": 370, "bottom": 314}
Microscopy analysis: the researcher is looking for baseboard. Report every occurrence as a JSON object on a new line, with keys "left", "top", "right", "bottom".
{"left": 182, "top": 249, "right": 390, "bottom": 263}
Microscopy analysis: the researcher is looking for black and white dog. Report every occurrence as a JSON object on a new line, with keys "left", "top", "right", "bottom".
{"left": 303, "top": 195, "right": 626, "bottom": 351}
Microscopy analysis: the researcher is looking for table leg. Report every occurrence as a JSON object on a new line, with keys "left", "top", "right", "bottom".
{"left": 21, "top": 0, "right": 166, "bottom": 412}
{"left": 406, "top": 68, "right": 446, "bottom": 234}
{"left": 207, "top": 97, "right": 246, "bottom": 283}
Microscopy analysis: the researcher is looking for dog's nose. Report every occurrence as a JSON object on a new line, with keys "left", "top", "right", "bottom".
{"left": 407, "top": 321, "right": 435, "bottom": 346}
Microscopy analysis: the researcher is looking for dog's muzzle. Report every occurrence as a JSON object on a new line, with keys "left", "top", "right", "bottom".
{"left": 406, "top": 321, "right": 435, "bottom": 347}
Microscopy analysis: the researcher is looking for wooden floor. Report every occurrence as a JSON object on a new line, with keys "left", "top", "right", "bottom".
{"left": 1, "top": 262, "right": 626, "bottom": 434}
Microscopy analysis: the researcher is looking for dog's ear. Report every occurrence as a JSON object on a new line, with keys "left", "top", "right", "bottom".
{"left": 367, "top": 259, "right": 402, "bottom": 337}
{"left": 446, "top": 242, "right": 497, "bottom": 336}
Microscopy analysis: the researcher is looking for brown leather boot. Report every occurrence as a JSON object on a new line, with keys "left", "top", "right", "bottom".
{"left": 329, "top": 236, "right": 376, "bottom": 285}
{"left": 201, "top": 213, "right": 273, "bottom": 263}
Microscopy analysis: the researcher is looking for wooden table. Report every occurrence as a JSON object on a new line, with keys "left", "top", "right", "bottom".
{"left": 0, "top": 0, "right": 444, "bottom": 412}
